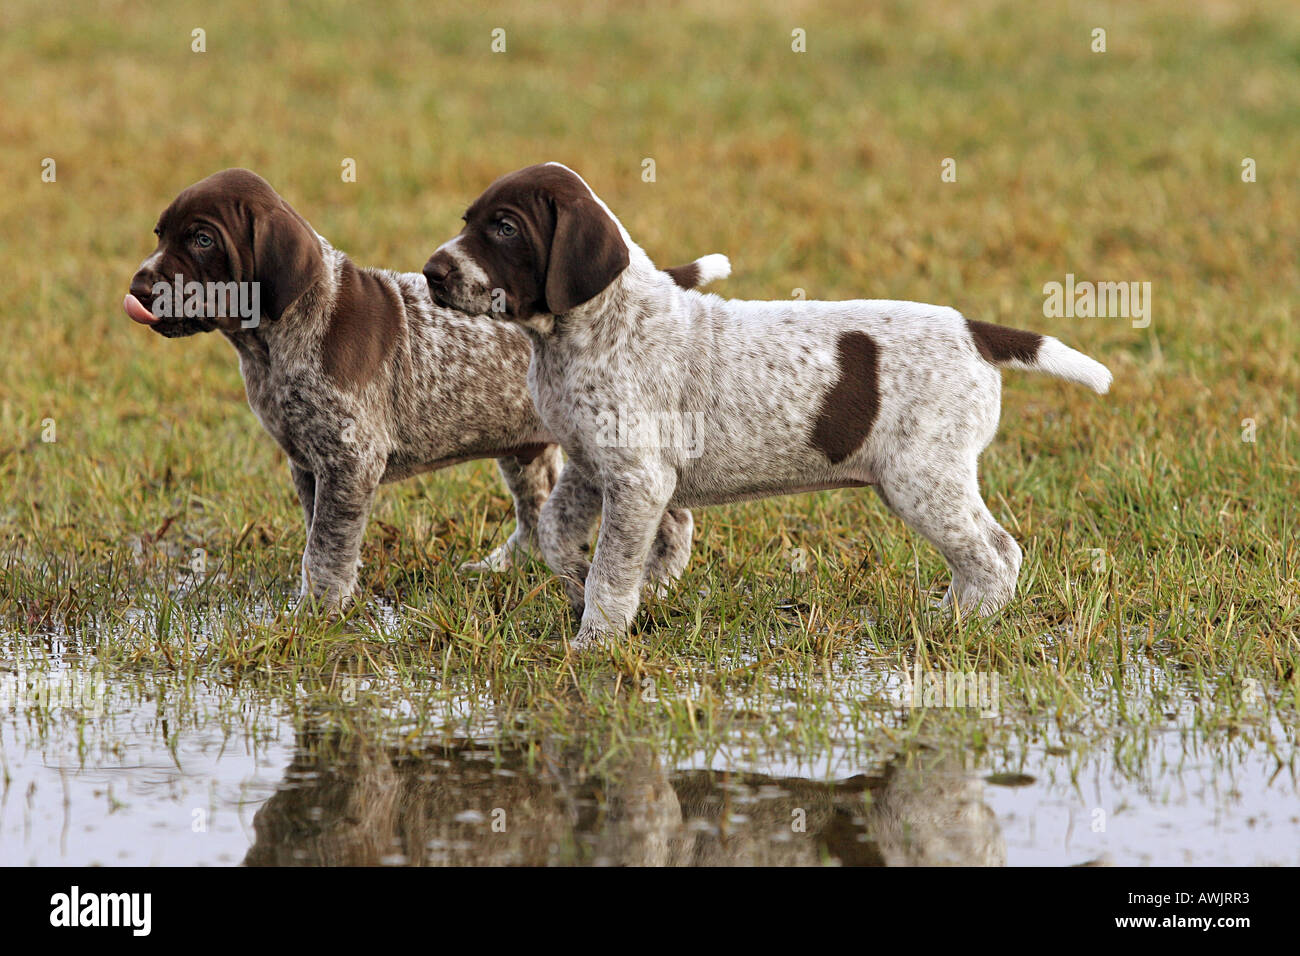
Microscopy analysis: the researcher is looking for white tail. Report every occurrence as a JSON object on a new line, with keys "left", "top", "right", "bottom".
{"left": 967, "top": 319, "right": 1112, "bottom": 395}
{"left": 693, "top": 254, "right": 731, "bottom": 284}
{"left": 1025, "top": 337, "right": 1113, "bottom": 394}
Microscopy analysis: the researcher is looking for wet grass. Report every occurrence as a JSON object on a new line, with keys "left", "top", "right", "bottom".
{"left": 1, "top": 0, "right": 1298, "bottom": 827}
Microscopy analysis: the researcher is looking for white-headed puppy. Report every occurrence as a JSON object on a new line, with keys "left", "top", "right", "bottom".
{"left": 424, "top": 163, "right": 1112, "bottom": 649}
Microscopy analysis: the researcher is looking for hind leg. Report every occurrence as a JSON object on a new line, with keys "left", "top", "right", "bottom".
{"left": 462, "top": 445, "right": 564, "bottom": 572}
{"left": 538, "top": 463, "right": 605, "bottom": 614}
{"left": 641, "top": 508, "right": 694, "bottom": 596}
{"left": 540, "top": 466, "right": 696, "bottom": 615}
{"left": 875, "top": 458, "right": 1021, "bottom": 616}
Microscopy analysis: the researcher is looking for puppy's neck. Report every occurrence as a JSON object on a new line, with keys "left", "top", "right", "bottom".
{"left": 223, "top": 234, "right": 337, "bottom": 369}
{"left": 539, "top": 242, "right": 669, "bottom": 346}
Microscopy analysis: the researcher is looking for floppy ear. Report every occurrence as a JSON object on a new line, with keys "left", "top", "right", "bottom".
{"left": 543, "top": 195, "right": 629, "bottom": 314}
{"left": 251, "top": 200, "right": 325, "bottom": 322}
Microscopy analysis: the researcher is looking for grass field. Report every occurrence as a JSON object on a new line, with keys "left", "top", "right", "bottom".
{"left": 1, "top": 0, "right": 1298, "bottom": 865}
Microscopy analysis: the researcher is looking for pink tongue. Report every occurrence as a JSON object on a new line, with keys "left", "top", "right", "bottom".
{"left": 123, "top": 293, "right": 158, "bottom": 324}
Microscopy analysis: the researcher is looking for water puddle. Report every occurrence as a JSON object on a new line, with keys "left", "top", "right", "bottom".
{"left": 1, "top": 624, "right": 1295, "bottom": 866}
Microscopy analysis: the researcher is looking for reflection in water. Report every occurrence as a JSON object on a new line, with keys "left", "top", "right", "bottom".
{"left": 243, "top": 734, "right": 1004, "bottom": 866}
{"left": 5, "top": 630, "right": 1294, "bottom": 866}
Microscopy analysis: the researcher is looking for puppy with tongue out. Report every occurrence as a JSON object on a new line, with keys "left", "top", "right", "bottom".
{"left": 124, "top": 169, "right": 723, "bottom": 611}
{"left": 122, "top": 291, "right": 159, "bottom": 324}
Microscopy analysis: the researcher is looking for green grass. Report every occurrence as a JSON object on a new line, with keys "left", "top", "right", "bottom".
{"left": 1, "top": 0, "right": 1297, "bottom": 779}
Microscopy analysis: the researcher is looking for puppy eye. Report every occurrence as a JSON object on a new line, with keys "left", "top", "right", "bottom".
{"left": 153, "top": 227, "right": 161, "bottom": 237}
{"left": 497, "top": 221, "right": 518, "bottom": 239}
{"left": 194, "top": 233, "right": 214, "bottom": 249}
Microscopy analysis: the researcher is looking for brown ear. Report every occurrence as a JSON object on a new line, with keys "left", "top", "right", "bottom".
{"left": 543, "top": 195, "right": 629, "bottom": 314}
{"left": 252, "top": 200, "right": 324, "bottom": 323}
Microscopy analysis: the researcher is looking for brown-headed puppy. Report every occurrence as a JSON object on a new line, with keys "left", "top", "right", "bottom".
{"left": 125, "top": 168, "right": 729, "bottom": 608}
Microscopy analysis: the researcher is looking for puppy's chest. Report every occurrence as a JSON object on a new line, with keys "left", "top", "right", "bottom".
{"left": 530, "top": 348, "right": 614, "bottom": 440}
{"left": 529, "top": 370, "right": 589, "bottom": 450}
{"left": 240, "top": 364, "right": 341, "bottom": 468}
{"left": 242, "top": 371, "right": 298, "bottom": 458}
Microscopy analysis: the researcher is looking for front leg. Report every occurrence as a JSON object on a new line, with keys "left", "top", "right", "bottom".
{"left": 290, "top": 462, "right": 316, "bottom": 535}
{"left": 576, "top": 475, "right": 675, "bottom": 651}
{"left": 300, "top": 464, "right": 381, "bottom": 611}
{"left": 462, "top": 444, "right": 563, "bottom": 572}
{"left": 537, "top": 462, "right": 604, "bottom": 614}
{"left": 541, "top": 467, "right": 695, "bottom": 613}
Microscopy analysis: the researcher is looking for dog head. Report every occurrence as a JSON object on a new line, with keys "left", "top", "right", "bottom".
{"left": 423, "top": 163, "right": 630, "bottom": 327}
{"left": 124, "top": 168, "right": 324, "bottom": 337}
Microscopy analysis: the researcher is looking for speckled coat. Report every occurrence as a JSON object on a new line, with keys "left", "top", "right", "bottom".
{"left": 125, "top": 169, "right": 720, "bottom": 607}
{"left": 424, "top": 163, "right": 1112, "bottom": 648}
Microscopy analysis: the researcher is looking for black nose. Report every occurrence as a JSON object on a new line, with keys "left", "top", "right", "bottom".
{"left": 422, "top": 256, "right": 451, "bottom": 291}
{"left": 129, "top": 273, "right": 156, "bottom": 304}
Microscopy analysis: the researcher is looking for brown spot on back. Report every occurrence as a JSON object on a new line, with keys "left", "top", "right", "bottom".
{"left": 322, "top": 259, "right": 402, "bottom": 389}
{"left": 811, "top": 331, "right": 880, "bottom": 465}
{"left": 966, "top": 319, "right": 1042, "bottom": 365}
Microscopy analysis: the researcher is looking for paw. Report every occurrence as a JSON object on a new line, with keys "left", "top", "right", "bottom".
{"left": 569, "top": 621, "right": 619, "bottom": 653}
{"left": 641, "top": 577, "right": 675, "bottom": 601}
{"left": 640, "top": 553, "right": 685, "bottom": 600}
{"left": 939, "top": 584, "right": 1012, "bottom": 619}
{"left": 297, "top": 565, "right": 357, "bottom": 620}
{"left": 569, "top": 598, "right": 636, "bottom": 652}
{"left": 460, "top": 542, "right": 517, "bottom": 573}
{"left": 294, "top": 588, "right": 353, "bottom": 623}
